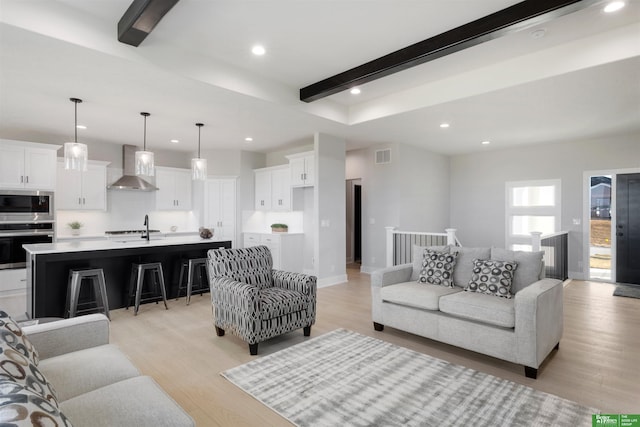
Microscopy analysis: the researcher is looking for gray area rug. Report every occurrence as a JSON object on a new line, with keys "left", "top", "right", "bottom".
{"left": 613, "top": 284, "right": 640, "bottom": 299}
{"left": 221, "top": 329, "right": 597, "bottom": 427}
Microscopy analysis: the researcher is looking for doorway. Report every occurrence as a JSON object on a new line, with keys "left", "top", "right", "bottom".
{"left": 346, "top": 179, "right": 362, "bottom": 268}
{"left": 585, "top": 169, "right": 640, "bottom": 284}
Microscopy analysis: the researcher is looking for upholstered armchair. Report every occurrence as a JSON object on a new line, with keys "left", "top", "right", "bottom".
{"left": 207, "top": 245, "right": 317, "bottom": 355}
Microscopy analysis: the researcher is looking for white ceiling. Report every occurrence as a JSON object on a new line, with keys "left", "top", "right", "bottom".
{"left": 0, "top": 0, "right": 639, "bottom": 156}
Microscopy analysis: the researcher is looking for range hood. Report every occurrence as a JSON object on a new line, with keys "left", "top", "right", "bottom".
{"left": 108, "top": 145, "right": 158, "bottom": 191}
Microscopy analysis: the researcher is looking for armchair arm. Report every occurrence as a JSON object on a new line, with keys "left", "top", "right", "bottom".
{"left": 272, "top": 270, "right": 317, "bottom": 296}
{"left": 371, "top": 263, "right": 413, "bottom": 289}
{"left": 515, "top": 278, "right": 564, "bottom": 368}
{"left": 22, "top": 314, "right": 109, "bottom": 360}
{"left": 209, "top": 277, "right": 260, "bottom": 316}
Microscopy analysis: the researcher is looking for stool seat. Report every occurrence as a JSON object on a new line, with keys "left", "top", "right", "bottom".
{"left": 126, "top": 262, "right": 168, "bottom": 316}
{"left": 66, "top": 267, "right": 110, "bottom": 320}
{"left": 176, "top": 258, "right": 208, "bottom": 305}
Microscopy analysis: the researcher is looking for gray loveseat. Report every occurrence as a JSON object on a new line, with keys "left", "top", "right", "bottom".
{"left": 371, "top": 246, "right": 563, "bottom": 378}
{"left": 0, "top": 312, "right": 194, "bottom": 426}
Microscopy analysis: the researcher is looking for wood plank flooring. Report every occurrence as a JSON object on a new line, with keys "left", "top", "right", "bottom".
{"left": 109, "top": 268, "right": 640, "bottom": 426}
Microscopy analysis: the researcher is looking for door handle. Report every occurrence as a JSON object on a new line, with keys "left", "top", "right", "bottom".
{"left": 21, "top": 176, "right": 24, "bottom": 183}
{"left": 617, "top": 233, "right": 624, "bottom": 237}
{"left": 25, "top": 176, "right": 29, "bottom": 183}
{"left": 83, "top": 198, "right": 86, "bottom": 205}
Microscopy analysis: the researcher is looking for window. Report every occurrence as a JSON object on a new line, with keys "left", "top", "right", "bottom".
{"left": 506, "top": 180, "right": 561, "bottom": 250}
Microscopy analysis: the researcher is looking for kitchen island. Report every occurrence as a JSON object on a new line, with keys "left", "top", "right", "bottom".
{"left": 23, "top": 237, "right": 231, "bottom": 318}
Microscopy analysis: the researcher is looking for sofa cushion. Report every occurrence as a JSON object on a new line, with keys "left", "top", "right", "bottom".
{"left": 418, "top": 250, "right": 458, "bottom": 288}
{"left": 466, "top": 259, "right": 517, "bottom": 299}
{"left": 450, "top": 247, "right": 491, "bottom": 287}
{"left": 0, "top": 381, "right": 72, "bottom": 427}
{"left": 381, "top": 281, "right": 462, "bottom": 311}
{"left": 260, "top": 288, "right": 309, "bottom": 320}
{"left": 0, "top": 343, "right": 58, "bottom": 407}
{"left": 0, "top": 311, "right": 39, "bottom": 366}
{"left": 491, "top": 248, "right": 544, "bottom": 294}
{"left": 60, "top": 376, "right": 194, "bottom": 427}
{"left": 410, "top": 245, "right": 450, "bottom": 281}
{"left": 38, "top": 344, "right": 140, "bottom": 402}
{"left": 439, "top": 290, "right": 516, "bottom": 328}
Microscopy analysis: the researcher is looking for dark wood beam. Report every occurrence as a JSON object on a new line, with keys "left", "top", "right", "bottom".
{"left": 300, "top": 0, "right": 594, "bottom": 102}
{"left": 118, "top": 0, "right": 180, "bottom": 47}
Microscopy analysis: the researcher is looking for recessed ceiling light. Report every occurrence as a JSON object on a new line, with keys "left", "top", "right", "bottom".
{"left": 170, "top": 139, "right": 179, "bottom": 144}
{"left": 245, "top": 137, "right": 253, "bottom": 142}
{"left": 76, "top": 125, "right": 86, "bottom": 130}
{"left": 350, "top": 87, "right": 361, "bottom": 95}
{"left": 481, "top": 140, "right": 491, "bottom": 145}
{"left": 440, "top": 123, "right": 450, "bottom": 128}
{"left": 251, "top": 45, "right": 266, "bottom": 56}
{"left": 604, "top": 1, "right": 625, "bottom": 13}
{"left": 530, "top": 28, "right": 546, "bottom": 39}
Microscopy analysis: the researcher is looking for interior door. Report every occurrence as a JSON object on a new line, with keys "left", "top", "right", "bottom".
{"left": 616, "top": 173, "right": 640, "bottom": 285}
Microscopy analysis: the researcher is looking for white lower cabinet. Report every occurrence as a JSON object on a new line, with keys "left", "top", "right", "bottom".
{"left": 243, "top": 233, "right": 304, "bottom": 273}
{"left": 0, "top": 269, "right": 27, "bottom": 319}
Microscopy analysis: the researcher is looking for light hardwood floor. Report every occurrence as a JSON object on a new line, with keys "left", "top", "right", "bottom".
{"left": 109, "top": 268, "right": 640, "bottom": 426}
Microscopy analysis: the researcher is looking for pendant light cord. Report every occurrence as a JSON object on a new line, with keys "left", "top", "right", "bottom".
{"left": 196, "top": 123, "right": 204, "bottom": 158}
{"left": 141, "top": 112, "right": 150, "bottom": 151}
{"left": 70, "top": 97, "right": 82, "bottom": 143}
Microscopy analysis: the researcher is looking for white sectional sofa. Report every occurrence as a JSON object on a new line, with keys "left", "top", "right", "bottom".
{"left": 0, "top": 312, "right": 194, "bottom": 426}
{"left": 371, "top": 246, "right": 564, "bottom": 378}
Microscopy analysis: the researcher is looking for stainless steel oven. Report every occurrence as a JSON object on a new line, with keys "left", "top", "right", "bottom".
{"left": 0, "top": 222, "right": 54, "bottom": 269}
{"left": 0, "top": 190, "right": 54, "bottom": 222}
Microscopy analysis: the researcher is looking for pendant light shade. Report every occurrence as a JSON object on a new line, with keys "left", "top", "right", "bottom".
{"left": 135, "top": 112, "right": 155, "bottom": 176}
{"left": 64, "top": 98, "right": 88, "bottom": 171}
{"left": 191, "top": 122, "right": 207, "bottom": 181}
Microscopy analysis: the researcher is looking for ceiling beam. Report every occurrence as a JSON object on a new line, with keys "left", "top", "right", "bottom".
{"left": 118, "top": 0, "right": 180, "bottom": 47}
{"left": 300, "top": 0, "right": 595, "bottom": 103}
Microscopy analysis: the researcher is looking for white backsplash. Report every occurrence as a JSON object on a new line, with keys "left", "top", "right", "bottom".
{"left": 56, "top": 189, "right": 199, "bottom": 238}
{"left": 242, "top": 210, "right": 304, "bottom": 233}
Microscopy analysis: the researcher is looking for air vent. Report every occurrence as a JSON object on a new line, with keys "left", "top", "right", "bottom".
{"left": 375, "top": 149, "right": 391, "bottom": 165}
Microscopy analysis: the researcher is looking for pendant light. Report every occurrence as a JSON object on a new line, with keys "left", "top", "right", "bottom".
{"left": 63, "top": 98, "right": 88, "bottom": 171}
{"left": 135, "top": 112, "right": 155, "bottom": 176}
{"left": 191, "top": 122, "right": 207, "bottom": 180}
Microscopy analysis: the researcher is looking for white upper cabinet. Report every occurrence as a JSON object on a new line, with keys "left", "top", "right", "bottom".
{"left": 254, "top": 165, "right": 290, "bottom": 211}
{"left": 287, "top": 151, "right": 315, "bottom": 187}
{"left": 156, "top": 167, "right": 192, "bottom": 210}
{"left": 205, "top": 178, "right": 236, "bottom": 240}
{"left": 56, "top": 160, "right": 108, "bottom": 210}
{"left": 0, "top": 140, "right": 58, "bottom": 190}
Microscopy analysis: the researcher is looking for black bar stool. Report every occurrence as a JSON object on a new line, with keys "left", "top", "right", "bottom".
{"left": 126, "top": 262, "right": 168, "bottom": 316}
{"left": 176, "top": 258, "right": 208, "bottom": 305}
{"left": 66, "top": 268, "right": 110, "bottom": 320}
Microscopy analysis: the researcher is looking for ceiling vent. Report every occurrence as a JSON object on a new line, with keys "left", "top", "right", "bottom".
{"left": 375, "top": 149, "right": 391, "bottom": 165}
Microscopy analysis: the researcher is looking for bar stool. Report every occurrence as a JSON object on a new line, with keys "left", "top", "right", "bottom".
{"left": 126, "top": 262, "right": 168, "bottom": 316}
{"left": 66, "top": 268, "right": 110, "bottom": 320}
{"left": 176, "top": 258, "right": 208, "bottom": 305}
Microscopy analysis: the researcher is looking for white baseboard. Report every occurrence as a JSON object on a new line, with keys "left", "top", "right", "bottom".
{"left": 568, "top": 271, "right": 586, "bottom": 281}
{"left": 317, "top": 274, "right": 348, "bottom": 288}
{"left": 359, "top": 265, "right": 377, "bottom": 274}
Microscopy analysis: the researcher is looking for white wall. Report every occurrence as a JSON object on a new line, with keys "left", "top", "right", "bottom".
{"left": 346, "top": 142, "right": 450, "bottom": 273}
{"left": 265, "top": 142, "right": 314, "bottom": 167}
{"left": 450, "top": 132, "right": 640, "bottom": 279}
{"left": 314, "top": 133, "right": 346, "bottom": 286}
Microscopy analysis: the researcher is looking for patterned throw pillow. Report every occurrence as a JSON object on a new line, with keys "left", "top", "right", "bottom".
{"left": 0, "top": 381, "right": 72, "bottom": 427}
{"left": 0, "top": 311, "right": 39, "bottom": 366}
{"left": 466, "top": 259, "right": 518, "bottom": 298}
{"left": 418, "top": 249, "right": 458, "bottom": 288}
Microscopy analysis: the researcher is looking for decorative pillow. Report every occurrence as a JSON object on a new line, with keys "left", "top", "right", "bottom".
{"left": 0, "top": 381, "right": 72, "bottom": 427}
{"left": 410, "top": 245, "right": 450, "bottom": 281}
{"left": 0, "top": 311, "right": 39, "bottom": 366}
{"left": 490, "top": 248, "right": 544, "bottom": 294}
{"left": 418, "top": 250, "right": 458, "bottom": 288}
{"left": 466, "top": 259, "right": 518, "bottom": 298}
{"left": 0, "top": 344, "right": 58, "bottom": 408}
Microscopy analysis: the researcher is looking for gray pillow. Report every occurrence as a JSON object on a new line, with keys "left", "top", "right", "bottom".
{"left": 450, "top": 247, "right": 491, "bottom": 287}
{"left": 411, "top": 245, "right": 449, "bottom": 281}
{"left": 490, "top": 248, "right": 544, "bottom": 294}
{"left": 465, "top": 259, "right": 517, "bottom": 298}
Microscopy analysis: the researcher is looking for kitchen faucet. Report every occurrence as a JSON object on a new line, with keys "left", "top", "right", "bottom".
{"left": 142, "top": 214, "right": 150, "bottom": 241}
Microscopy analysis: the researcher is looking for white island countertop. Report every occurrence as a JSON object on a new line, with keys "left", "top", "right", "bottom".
{"left": 23, "top": 236, "right": 231, "bottom": 255}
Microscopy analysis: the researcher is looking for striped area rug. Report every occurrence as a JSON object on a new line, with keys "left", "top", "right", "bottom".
{"left": 221, "top": 329, "right": 596, "bottom": 427}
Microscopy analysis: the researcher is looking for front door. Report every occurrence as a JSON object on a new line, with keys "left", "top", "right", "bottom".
{"left": 616, "top": 173, "right": 640, "bottom": 285}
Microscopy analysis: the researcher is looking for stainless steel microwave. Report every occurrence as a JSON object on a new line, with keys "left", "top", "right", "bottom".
{"left": 0, "top": 190, "right": 54, "bottom": 222}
